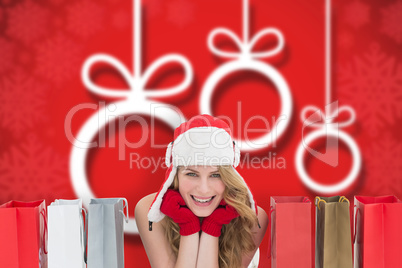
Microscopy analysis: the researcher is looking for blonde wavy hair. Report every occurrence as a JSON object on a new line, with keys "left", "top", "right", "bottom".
{"left": 162, "top": 165, "right": 258, "bottom": 268}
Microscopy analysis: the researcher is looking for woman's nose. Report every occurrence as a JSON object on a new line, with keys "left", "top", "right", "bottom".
{"left": 197, "top": 177, "right": 211, "bottom": 194}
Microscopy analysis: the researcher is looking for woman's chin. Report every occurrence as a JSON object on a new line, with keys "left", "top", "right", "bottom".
{"left": 189, "top": 205, "right": 216, "bottom": 217}
{"left": 193, "top": 210, "right": 213, "bottom": 218}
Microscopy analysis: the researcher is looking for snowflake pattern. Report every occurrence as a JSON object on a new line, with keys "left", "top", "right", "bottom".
{"left": 0, "top": 134, "right": 70, "bottom": 204}
{"left": 166, "top": 0, "right": 195, "bottom": 28}
{"left": 363, "top": 133, "right": 402, "bottom": 197}
{"left": 6, "top": 1, "right": 51, "bottom": 45}
{"left": 0, "top": 70, "right": 48, "bottom": 137}
{"left": 66, "top": 0, "right": 105, "bottom": 39}
{"left": 0, "top": 37, "right": 16, "bottom": 74}
{"left": 337, "top": 43, "right": 402, "bottom": 137}
{"left": 343, "top": 0, "right": 370, "bottom": 30}
{"left": 380, "top": 0, "right": 402, "bottom": 44}
{"left": 35, "top": 33, "right": 82, "bottom": 85}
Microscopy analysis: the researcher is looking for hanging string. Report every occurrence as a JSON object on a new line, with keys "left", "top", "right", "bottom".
{"left": 325, "top": 0, "right": 331, "bottom": 107}
{"left": 243, "top": 0, "right": 249, "bottom": 45}
{"left": 134, "top": 0, "right": 141, "bottom": 80}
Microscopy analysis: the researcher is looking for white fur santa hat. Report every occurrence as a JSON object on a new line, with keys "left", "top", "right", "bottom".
{"left": 147, "top": 114, "right": 257, "bottom": 227}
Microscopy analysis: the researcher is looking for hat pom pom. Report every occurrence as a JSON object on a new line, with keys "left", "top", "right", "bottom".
{"left": 233, "top": 141, "right": 240, "bottom": 167}
{"left": 165, "top": 142, "right": 173, "bottom": 167}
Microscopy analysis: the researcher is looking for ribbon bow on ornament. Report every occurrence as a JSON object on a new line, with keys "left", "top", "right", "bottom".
{"left": 81, "top": 53, "right": 192, "bottom": 102}
{"left": 207, "top": 26, "right": 285, "bottom": 60}
{"left": 301, "top": 103, "right": 356, "bottom": 131}
{"left": 207, "top": 0, "right": 284, "bottom": 61}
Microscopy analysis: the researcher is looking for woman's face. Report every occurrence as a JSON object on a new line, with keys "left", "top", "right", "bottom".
{"left": 177, "top": 165, "right": 226, "bottom": 217}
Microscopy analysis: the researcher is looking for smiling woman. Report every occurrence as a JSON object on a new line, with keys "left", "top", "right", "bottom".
{"left": 135, "top": 114, "right": 268, "bottom": 268}
{"left": 177, "top": 166, "right": 226, "bottom": 217}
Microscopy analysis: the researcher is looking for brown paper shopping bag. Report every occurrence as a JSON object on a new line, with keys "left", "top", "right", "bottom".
{"left": 315, "top": 196, "right": 353, "bottom": 268}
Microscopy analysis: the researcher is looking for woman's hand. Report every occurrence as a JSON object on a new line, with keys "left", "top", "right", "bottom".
{"left": 160, "top": 189, "right": 200, "bottom": 236}
{"left": 201, "top": 199, "right": 239, "bottom": 237}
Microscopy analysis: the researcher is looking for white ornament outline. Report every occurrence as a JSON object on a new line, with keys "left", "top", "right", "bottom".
{"left": 295, "top": 0, "right": 362, "bottom": 194}
{"left": 70, "top": 0, "right": 192, "bottom": 234}
{"left": 200, "top": 0, "right": 293, "bottom": 152}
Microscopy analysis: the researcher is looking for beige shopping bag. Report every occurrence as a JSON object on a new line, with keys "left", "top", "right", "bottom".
{"left": 315, "top": 196, "right": 353, "bottom": 268}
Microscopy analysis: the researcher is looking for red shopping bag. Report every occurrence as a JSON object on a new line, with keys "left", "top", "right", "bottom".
{"left": 269, "top": 196, "right": 312, "bottom": 268}
{"left": 354, "top": 196, "right": 402, "bottom": 268}
{"left": 0, "top": 200, "right": 48, "bottom": 268}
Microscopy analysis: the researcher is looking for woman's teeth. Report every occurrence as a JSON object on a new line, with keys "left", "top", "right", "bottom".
{"left": 192, "top": 196, "right": 214, "bottom": 203}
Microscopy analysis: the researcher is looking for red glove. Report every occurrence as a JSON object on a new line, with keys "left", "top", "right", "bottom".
{"left": 160, "top": 189, "right": 200, "bottom": 236}
{"left": 201, "top": 199, "right": 239, "bottom": 237}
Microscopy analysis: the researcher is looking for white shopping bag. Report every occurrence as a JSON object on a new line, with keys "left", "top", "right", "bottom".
{"left": 87, "top": 198, "right": 128, "bottom": 268}
{"left": 248, "top": 248, "right": 260, "bottom": 268}
{"left": 48, "top": 199, "right": 87, "bottom": 268}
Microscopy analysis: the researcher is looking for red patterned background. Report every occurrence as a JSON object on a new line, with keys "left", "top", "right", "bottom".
{"left": 0, "top": 0, "right": 401, "bottom": 267}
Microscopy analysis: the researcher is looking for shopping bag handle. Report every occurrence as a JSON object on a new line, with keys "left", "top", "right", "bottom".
{"left": 267, "top": 206, "right": 275, "bottom": 259}
{"left": 80, "top": 208, "right": 88, "bottom": 264}
{"left": 339, "top": 196, "right": 350, "bottom": 205}
{"left": 315, "top": 196, "right": 350, "bottom": 210}
{"left": 315, "top": 197, "right": 325, "bottom": 210}
{"left": 40, "top": 209, "right": 48, "bottom": 254}
{"left": 120, "top": 198, "right": 129, "bottom": 223}
{"left": 353, "top": 206, "right": 359, "bottom": 244}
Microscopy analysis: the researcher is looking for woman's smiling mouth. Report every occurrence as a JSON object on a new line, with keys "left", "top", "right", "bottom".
{"left": 191, "top": 195, "right": 215, "bottom": 204}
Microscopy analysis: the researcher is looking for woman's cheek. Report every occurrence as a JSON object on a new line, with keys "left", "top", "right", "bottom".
{"left": 213, "top": 180, "right": 226, "bottom": 194}
{"left": 178, "top": 178, "right": 196, "bottom": 201}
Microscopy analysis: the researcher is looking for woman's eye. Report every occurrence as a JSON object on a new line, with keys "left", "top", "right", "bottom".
{"left": 185, "top": 173, "right": 220, "bottom": 178}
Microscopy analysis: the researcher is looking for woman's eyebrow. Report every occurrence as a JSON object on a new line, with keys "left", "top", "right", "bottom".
{"left": 184, "top": 168, "right": 219, "bottom": 173}
{"left": 183, "top": 168, "right": 198, "bottom": 173}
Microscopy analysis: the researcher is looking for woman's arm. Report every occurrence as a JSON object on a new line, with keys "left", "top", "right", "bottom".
{"left": 135, "top": 193, "right": 176, "bottom": 268}
{"left": 241, "top": 205, "right": 269, "bottom": 268}
{"left": 135, "top": 193, "right": 200, "bottom": 268}
{"left": 175, "top": 233, "right": 199, "bottom": 268}
{"left": 196, "top": 232, "right": 219, "bottom": 268}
